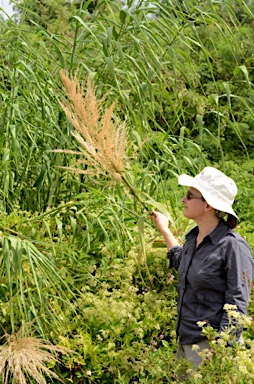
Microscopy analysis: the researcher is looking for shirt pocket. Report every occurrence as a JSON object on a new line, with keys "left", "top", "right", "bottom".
{"left": 203, "top": 253, "right": 225, "bottom": 273}
{"left": 192, "top": 253, "right": 226, "bottom": 290}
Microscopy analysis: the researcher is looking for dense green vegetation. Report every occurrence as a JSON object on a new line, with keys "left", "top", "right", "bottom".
{"left": 0, "top": 0, "right": 254, "bottom": 382}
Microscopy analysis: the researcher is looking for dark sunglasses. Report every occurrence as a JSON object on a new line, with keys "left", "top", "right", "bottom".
{"left": 186, "top": 190, "right": 205, "bottom": 201}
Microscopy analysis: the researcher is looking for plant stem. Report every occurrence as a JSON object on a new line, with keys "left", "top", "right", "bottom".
{"left": 120, "top": 172, "right": 149, "bottom": 212}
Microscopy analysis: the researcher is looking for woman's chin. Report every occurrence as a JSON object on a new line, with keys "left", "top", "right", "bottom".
{"left": 183, "top": 210, "right": 188, "bottom": 218}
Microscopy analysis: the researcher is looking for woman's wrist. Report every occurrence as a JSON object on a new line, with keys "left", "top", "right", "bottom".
{"left": 162, "top": 228, "right": 179, "bottom": 249}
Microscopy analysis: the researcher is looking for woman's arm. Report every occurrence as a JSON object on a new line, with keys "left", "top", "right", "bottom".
{"left": 219, "top": 234, "right": 253, "bottom": 340}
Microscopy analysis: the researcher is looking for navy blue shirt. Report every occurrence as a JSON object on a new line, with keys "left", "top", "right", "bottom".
{"left": 167, "top": 220, "right": 253, "bottom": 344}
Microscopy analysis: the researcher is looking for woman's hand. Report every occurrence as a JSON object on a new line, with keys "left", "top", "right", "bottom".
{"left": 150, "top": 210, "right": 180, "bottom": 249}
{"left": 150, "top": 210, "right": 169, "bottom": 233}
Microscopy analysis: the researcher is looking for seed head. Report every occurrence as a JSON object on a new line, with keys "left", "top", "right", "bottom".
{"left": 58, "top": 71, "right": 127, "bottom": 182}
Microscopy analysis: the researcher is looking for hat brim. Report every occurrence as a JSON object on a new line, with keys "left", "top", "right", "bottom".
{"left": 178, "top": 174, "right": 238, "bottom": 219}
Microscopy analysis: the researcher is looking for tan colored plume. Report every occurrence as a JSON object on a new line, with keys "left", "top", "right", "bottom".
{"left": 0, "top": 326, "right": 71, "bottom": 384}
{"left": 57, "top": 70, "right": 127, "bottom": 182}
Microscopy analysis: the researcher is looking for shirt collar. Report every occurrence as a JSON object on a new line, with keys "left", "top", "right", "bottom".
{"left": 186, "top": 220, "right": 234, "bottom": 245}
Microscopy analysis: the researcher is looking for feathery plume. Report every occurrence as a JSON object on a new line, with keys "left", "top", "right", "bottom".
{"left": 57, "top": 70, "right": 148, "bottom": 211}
{"left": 0, "top": 327, "right": 71, "bottom": 384}
{"left": 58, "top": 70, "right": 126, "bottom": 182}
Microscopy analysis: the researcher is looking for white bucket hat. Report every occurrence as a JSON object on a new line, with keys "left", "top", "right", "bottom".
{"left": 178, "top": 166, "right": 238, "bottom": 219}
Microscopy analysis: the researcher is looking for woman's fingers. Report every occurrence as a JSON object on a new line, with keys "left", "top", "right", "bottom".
{"left": 150, "top": 211, "right": 169, "bottom": 231}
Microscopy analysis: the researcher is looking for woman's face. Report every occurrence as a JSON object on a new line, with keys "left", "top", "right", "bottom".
{"left": 182, "top": 187, "right": 207, "bottom": 220}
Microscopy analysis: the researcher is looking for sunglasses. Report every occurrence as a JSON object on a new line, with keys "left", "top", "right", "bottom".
{"left": 186, "top": 190, "right": 205, "bottom": 201}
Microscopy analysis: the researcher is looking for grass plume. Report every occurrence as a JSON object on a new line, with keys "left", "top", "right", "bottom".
{"left": 0, "top": 326, "right": 70, "bottom": 384}
{"left": 58, "top": 70, "right": 127, "bottom": 182}
{"left": 57, "top": 71, "right": 149, "bottom": 210}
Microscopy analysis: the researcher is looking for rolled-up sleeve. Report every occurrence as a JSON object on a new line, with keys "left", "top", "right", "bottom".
{"left": 167, "top": 245, "right": 183, "bottom": 271}
{"left": 219, "top": 234, "right": 254, "bottom": 339}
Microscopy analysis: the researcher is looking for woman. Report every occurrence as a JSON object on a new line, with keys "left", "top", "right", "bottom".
{"left": 151, "top": 166, "right": 253, "bottom": 368}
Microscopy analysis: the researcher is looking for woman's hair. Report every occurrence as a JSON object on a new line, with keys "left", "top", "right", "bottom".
{"left": 215, "top": 211, "right": 238, "bottom": 229}
{"left": 226, "top": 214, "right": 238, "bottom": 229}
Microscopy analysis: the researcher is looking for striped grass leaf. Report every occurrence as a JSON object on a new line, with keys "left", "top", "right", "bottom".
{"left": 0, "top": 234, "right": 76, "bottom": 336}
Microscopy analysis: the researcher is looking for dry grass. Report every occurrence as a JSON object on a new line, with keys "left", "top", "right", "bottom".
{"left": 57, "top": 70, "right": 127, "bottom": 182}
{"left": 0, "top": 327, "right": 71, "bottom": 384}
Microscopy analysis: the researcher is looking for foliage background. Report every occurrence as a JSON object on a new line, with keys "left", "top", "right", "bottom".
{"left": 0, "top": 0, "right": 254, "bottom": 382}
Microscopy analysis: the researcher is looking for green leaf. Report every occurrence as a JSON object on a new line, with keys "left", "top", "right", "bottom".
{"left": 144, "top": 198, "right": 175, "bottom": 229}
{"left": 106, "top": 56, "right": 115, "bottom": 76}
{"left": 233, "top": 65, "right": 252, "bottom": 88}
{"left": 119, "top": 10, "right": 127, "bottom": 24}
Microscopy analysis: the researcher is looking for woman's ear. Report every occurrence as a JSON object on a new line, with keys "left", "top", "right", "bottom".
{"left": 205, "top": 203, "right": 214, "bottom": 212}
